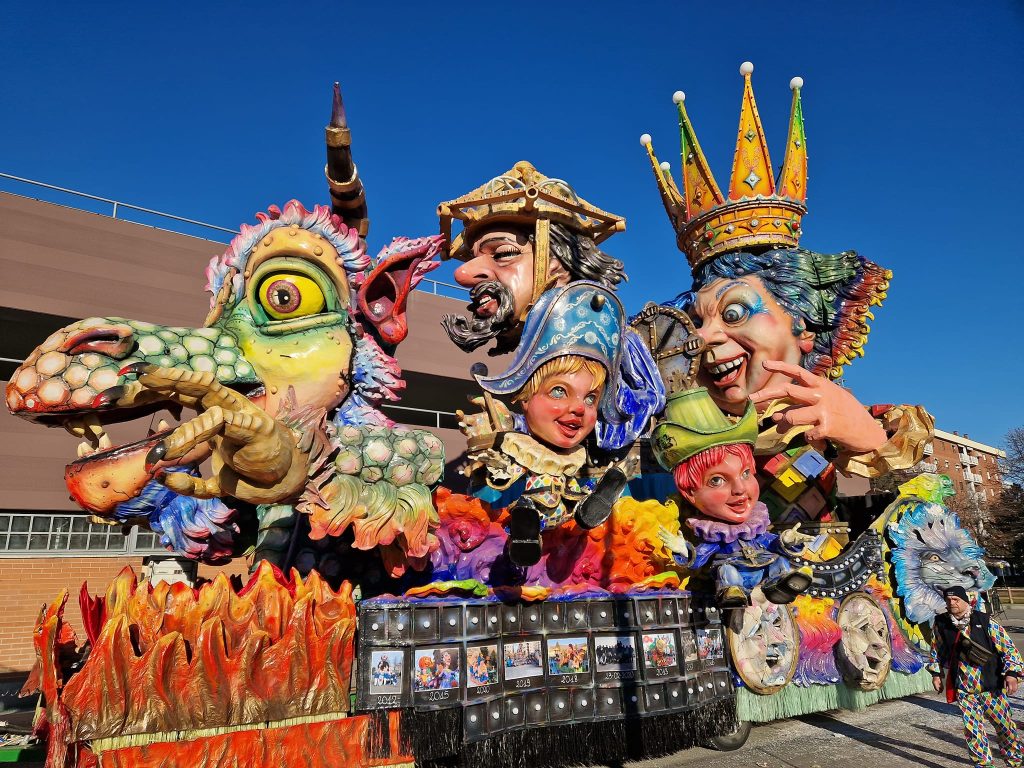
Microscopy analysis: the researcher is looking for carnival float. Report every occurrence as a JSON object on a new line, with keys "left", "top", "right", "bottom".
{"left": 5, "top": 66, "right": 996, "bottom": 767}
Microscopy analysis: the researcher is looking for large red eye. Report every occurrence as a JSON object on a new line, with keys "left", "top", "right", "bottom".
{"left": 266, "top": 279, "right": 301, "bottom": 314}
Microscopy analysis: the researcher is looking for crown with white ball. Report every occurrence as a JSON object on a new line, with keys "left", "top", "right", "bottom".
{"left": 641, "top": 62, "right": 808, "bottom": 269}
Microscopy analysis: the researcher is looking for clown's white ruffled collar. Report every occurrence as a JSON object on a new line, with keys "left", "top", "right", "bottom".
{"left": 685, "top": 501, "right": 770, "bottom": 544}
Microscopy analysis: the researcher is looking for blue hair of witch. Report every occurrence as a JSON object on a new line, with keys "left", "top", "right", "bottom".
{"left": 662, "top": 247, "right": 879, "bottom": 376}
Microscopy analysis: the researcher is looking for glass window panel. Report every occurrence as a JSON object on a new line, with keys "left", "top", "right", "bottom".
{"left": 87, "top": 532, "right": 110, "bottom": 550}
{"left": 69, "top": 534, "right": 89, "bottom": 550}
{"left": 71, "top": 517, "right": 89, "bottom": 532}
{"left": 11, "top": 516, "right": 30, "bottom": 533}
{"left": 8, "top": 534, "right": 28, "bottom": 550}
{"left": 31, "top": 516, "right": 51, "bottom": 532}
{"left": 51, "top": 533, "right": 69, "bottom": 550}
{"left": 0, "top": 516, "right": 9, "bottom": 532}
{"left": 52, "top": 517, "right": 72, "bottom": 533}
{"left": 28, "top": 533, "right": 49, "bottom": 550}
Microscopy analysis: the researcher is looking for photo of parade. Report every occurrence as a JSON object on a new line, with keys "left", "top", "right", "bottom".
{"left": 369, "top": 651, "right": 404, "bottom": 694}
{"left": 503, "top": 640, "right": 545, "bottom": 680}
{"left": 467, "top": 644, "right": 500, "bottom": 688}
{"left": 595, "top": 635, "right": 637, "bottom": 672}
{"left": 681, "top": 631, "right": 699, "bottom": 669}
{"left": 413, "top": 648, "right": 461, "bottom": 692}
{"left": 697, "top": 628, "right": 724, "bottom": 662}
{"left": 642, "top": 633, "right": 678, "bottom": 669}
{"left": 547, "top": 637, "right": 591, "bottom": 675}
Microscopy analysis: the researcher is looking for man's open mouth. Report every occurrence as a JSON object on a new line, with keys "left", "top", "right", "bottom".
{"left": 705, "top": 354, "right": 747, "bottom": 388}
{"left": 468, "top": 285, "right": 502, "bottom": 318}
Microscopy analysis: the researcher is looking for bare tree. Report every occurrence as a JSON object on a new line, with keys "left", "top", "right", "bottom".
{"left": 1003, "top": 427, "right": 1024, "bottom": 485}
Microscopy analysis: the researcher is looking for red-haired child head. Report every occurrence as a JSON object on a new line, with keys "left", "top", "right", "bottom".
{"left": 672, "top": 443, "right": 759, "bottom": 524}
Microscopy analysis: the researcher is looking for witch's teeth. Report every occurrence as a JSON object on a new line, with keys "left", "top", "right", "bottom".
{"left": 64, "top": 419, "right": 87, "bottom": 438}
{"left": 98, "top": 433, "right": 112, "bottom": 450}
{"left": 77, "top": 441, "right": 94, "bottom": 458}
{"left": 156, "top": 419, "right": 172, "bottom": 432}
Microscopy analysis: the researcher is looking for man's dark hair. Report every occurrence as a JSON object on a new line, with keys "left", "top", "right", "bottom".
{"left": 548, "top": 222, "right": 625, "bottom": 288}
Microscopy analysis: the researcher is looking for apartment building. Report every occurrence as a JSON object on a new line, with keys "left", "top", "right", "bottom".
{"left": 922, "top": 429, "right": 1006, "bottom": 507}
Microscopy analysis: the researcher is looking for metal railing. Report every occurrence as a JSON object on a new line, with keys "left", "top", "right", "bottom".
{"left": 0, "top": 172, "right": 238, "bottom": 237}
{"left": 0, "top": 172, "right": 470, "bottom": 303}
{"left": 381, "top": 403, "right": 458, "bottom": 430}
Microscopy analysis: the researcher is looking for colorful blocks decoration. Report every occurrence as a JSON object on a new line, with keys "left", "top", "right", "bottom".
{"left": 771, "top": 467, "right": 807, "bottom": 503}
{"left": 760, "top": 453, "right": 789, "bottom": 477}
{"left": 818, "top": 464, "right": 836, "bottom": 494}
{"left": 761, "top": 492, "right": 788, "bottom": 521}
{"left": 795, "top": 487, "right": 827, "bottom": 519}
{"left": 793, "top": 449, "right": 829, "bottom": 479}
{"left": 778, "top": 503, "right": 810, "bottom": 524}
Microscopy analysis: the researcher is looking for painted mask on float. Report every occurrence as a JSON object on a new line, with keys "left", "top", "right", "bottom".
{"left": 516, "top": 360, "right": 605, "bottom": 451}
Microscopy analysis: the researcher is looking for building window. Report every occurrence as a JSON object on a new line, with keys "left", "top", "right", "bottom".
{"left": 0, "top": 513, "right": 167, "bottom": 557}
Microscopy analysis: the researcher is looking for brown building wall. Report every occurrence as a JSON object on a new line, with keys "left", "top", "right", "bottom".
{"left": 0, "top": 557, "right": 250, "bottom": 674}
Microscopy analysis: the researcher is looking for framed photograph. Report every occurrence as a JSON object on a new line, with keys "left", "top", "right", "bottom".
{"left": 466, "top": 642, "right": 501, "bottom": 698}
{"left": 641, "top": 631, "right": 680, "bottom": 679}
{"left": 680, "top": 629, "right": 699, "bottom": 673}
{"left": 359, "top": 647, "right": 409, "bottom": 710}
{"left": 412, "top": 646, "right": 462, "bottom": 706}
{"left": 697, "top": 627, "right": 725, "bottom": 666}
{"left": 546, "top": 636, "right": 593, "bottom": 685}
{"left": 503, "top": 638, "right": 545, "bottom": 692}
{"left": 593, "top": 633, "right": 639, "bottom": 683}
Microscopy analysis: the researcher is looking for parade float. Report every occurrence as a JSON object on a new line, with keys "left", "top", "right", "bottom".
{"left": 5, "top": 68, "right": 996, "bottom": 767}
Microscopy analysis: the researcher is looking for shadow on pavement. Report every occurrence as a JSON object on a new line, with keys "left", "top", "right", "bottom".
{"left": 913, "top": 723, "right": 969, "bottom": 749}
{"left": 798, "top": 712, "right": 972, "bottom": 768}
{"left": 901, "top": 695, "right": 960, "bottom": 716}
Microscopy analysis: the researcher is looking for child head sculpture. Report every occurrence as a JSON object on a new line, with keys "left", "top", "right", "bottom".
{"left": 671, "top": 442, "right": 758, "bottom": 523}
{"left": 651, "top": 386, "right": 759, "bottom": 522}
{"left": 513, "top": 355, "right": 607, "bottom": 450}
{"left": 474, "top": 281, "right": 625, "bottom": 449}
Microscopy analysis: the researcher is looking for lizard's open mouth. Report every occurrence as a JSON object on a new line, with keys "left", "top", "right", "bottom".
{"left": 24, "top": 380, "right": 265, "bottom": 515}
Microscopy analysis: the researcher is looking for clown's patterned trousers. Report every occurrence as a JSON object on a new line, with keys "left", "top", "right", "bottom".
{"left": 957, "top": 691, "right": 1023, "bottom": 767}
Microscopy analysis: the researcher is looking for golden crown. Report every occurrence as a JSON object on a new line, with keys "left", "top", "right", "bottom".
{"left": 641, "top": 62, "right": 808, "bottom": 270}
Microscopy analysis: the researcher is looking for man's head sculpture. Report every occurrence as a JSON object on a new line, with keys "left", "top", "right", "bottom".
{"left": 641, "top": 62, "right": 891, "bottom": 416}
{"left": 438, "top": 161, "right": 627, "bottom": 355}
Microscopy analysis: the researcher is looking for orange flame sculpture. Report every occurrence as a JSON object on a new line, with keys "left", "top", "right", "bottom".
{"left": 23, "top": 562, "right": 411, "bottom": 768}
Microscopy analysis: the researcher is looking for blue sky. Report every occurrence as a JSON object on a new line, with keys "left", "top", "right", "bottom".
{"left": 2, "top": 1, "right": 1022, "bottom": 447}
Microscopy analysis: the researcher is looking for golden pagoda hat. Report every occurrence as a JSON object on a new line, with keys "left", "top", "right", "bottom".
{"left": 650, "top": 387, "right": 758, "bottom": 472}
{"left": 641, "top": 62, "right": 808, "bottom": 270}
{"left": 437, "top": 161, "right": 625, "bottom": 262}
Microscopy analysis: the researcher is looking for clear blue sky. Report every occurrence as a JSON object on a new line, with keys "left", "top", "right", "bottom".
{"left": 2, "top": 2, "right": 1022, "bottom": 448}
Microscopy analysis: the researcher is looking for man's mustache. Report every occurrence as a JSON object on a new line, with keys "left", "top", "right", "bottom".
{"left": 441, "top": 280, "right": 516, "bottom": 353}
